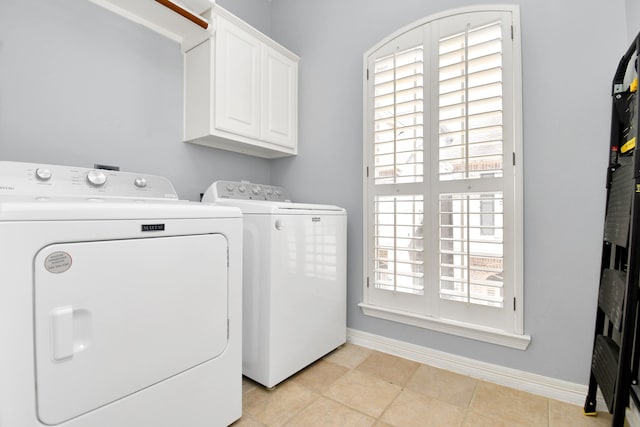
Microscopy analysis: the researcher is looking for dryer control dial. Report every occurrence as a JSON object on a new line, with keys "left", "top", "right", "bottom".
{"left": 86, "top": 170, "right": 107, "bottom": 187}
{"left": 35, "top": 168, "right": 52, "bottom": 181}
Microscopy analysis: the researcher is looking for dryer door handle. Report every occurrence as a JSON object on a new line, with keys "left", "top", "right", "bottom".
{"left": 50, "top": 306, "right": 92, "bottom": 361}
{"left": 51, "top": 306, "right": 74, "bottom": 361}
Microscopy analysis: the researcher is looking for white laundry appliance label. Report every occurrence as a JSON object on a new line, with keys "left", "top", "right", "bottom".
{"left": 44, "top": 251, "right": 72, "bottom": 274}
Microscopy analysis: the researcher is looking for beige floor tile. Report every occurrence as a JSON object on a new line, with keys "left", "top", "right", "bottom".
{"left": 290, "top": 359, "right": 349, "bottom": 393}
{"left": 232, "top": 414, "right": 266, "bottom": 427}
{"left": 243, "top": 376, "right": 260, "bottom": 394}
{"left": 323, "top": 343, "right": 372, "bottom": 369}
{"left": 549, "top": 399, "right": 613, "bottom": 426}
{"left": 243, "top": 381, "right": 318, "bottom": 427}
{"left": 355, "top": 350, "right": 420, "bottom": 386}
{"left": 469, "top": 381, "right": 548, "bottom": 427}
{"left": 462, "top": 410, "right": 526, "bottom": 427}
{"left": 406, "top": 364, "right": 477, "bottom": 408}
{"left": 372, "top": 422, "right": 394, "bottom": 427}
{"left": 325, "top": 370, "right": 402, "bottom": 418}
{"left": 285, "top": 396, "right": 375, "bottom": 427}
{"left": 381, "top": 389, "right": 465, "bottom": 427}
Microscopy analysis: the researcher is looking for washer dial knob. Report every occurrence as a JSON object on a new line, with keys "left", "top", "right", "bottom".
{"left": 86, "top": 170, "right": 107, "bottom": 187}
{"left": 238, "top": 185, "right": 246, "bottom": 193}
{"left": 35, "top": 168, "right": 52, "bottom": 181}
{"left": 251, "top": 186, "right": 261, "bottom": 195}
{"left": 134, "top": 177, "right": 147, "bottom": 188}
{"left": 225, "top": 183, "right": 235, "bottom": 192}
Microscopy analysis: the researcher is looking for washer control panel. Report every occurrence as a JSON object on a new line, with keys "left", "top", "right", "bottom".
{"left": 213, "top": 181, "right": 290, "bottom": 202}
{"left": 0, "top": 161, "right": 178, "bottom": 199}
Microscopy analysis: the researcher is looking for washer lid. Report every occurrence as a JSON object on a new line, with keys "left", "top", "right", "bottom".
{"left": 207, "top": 199, "right": 346, "bottom": 214}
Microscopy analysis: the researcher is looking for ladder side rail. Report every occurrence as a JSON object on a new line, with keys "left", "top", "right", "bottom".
{"left": 612, "top": 33, "right": 640, "bottom": 427}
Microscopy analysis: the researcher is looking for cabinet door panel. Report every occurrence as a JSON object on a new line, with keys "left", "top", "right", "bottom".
{"left": 262, "top": 46, "right": 297, "bottom": 149}
{"left": 215, "top": 16, "right": 261, "bottom": 138}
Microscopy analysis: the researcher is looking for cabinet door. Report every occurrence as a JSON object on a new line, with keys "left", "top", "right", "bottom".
{"left": 262, "top": 46, "right": 298, "bottom": 150}
{"left": 215, "top": 16, "right": 261, "bottom": 139}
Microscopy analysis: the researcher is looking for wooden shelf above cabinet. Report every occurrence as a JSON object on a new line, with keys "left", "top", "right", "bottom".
{"left": 89, "top": 0, "right": 214, "bottom": 51}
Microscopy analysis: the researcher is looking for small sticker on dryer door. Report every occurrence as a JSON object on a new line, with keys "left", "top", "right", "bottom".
{"left": 44, "top": 251, "right": 72, "bottom": 274}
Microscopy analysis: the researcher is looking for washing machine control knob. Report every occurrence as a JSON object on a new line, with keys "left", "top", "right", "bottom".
{"left": 252, "top": 186, "right": 261, "bottom": 195}
{"left": 35, "top": 168, "right": 52, "bottom": 181}
{"left": 87, "top": 170, "right": 107, "bottom": 187}
{"left": 225, "top": 183, "right": 235, "bottom": 192}
{"left": 238, "top": 185, "right": 246, "bottom": 193}
{"left": 134, "top": 177, "right": 147, "bottom": 188}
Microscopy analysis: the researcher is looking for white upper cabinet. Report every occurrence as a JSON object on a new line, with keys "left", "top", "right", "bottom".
{"left": 262, "top": 45, "right": 298, "bottom": 151}
{"left": 184, "top": 7, "right": 299, "bottom": 158}
{"left": 214, "top": 16, "right": 262, "bottom": 140}
{"left": 90, "top": 0, "right": 299, "bottom": 158}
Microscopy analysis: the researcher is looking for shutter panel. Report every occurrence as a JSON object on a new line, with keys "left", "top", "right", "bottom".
{"left": 435, "top": 19, "right": 506, "bottom": 310}
{"left": 439, "top": 192, "right": 504, "bottom": 307}
{"left": 374, "top": 195, "right": 424, "bottom": 295}
{"left": 370, "top": 28, "right": 426, "bottom": 302}
{"left": 373, "top": 46, "right": 424, "bottom": 185}
{"left": 438, "top": 21, "right": 503, "bottom": 182}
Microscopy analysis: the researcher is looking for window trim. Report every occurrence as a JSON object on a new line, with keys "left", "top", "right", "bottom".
{"left": 361, "top": 4, "right": 526, "bottom": 348}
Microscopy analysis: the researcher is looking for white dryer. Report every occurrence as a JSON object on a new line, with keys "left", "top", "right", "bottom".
{"left": 202, "top": 181, "right": 346, "bottom": 388}
{"left": 0, "top": 161, "right": 242, "bottom": 427}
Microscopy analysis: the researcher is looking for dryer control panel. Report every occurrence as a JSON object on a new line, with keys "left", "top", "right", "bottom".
{"left": 211, "top": 181, "right": 291, "bottom": 202}
{"left": 0, "top": 161, "right": 178, "bottom": 200}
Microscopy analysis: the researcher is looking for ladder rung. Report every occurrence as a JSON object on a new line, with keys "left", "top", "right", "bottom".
{"left": 592, "top": 334, "right": 620, "bottom": 413}
{"left": 599, "top": 269, "right": 626, "bottom": 331}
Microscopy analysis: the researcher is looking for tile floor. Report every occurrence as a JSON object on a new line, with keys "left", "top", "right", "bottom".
{"left": 232, "top": 343, "right": 613, "bottom": 427}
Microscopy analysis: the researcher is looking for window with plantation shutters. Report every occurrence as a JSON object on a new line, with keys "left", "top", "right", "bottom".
{"left": 362, "top": 6, "right": 528, "bottom": 348}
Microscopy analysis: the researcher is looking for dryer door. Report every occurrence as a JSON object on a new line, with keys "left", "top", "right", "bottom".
{"left": 34, "top": 233, "right": 229, "bottom": 425}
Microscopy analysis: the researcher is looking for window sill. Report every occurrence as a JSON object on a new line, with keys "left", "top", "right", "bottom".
{"left": 358, "top": 303, "right": 531, "bottom": 350}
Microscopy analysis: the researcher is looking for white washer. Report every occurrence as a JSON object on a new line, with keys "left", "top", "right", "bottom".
{"left": 0, "top": 161, "right": 242, "bottom": 427}
{"left": 202, "top": 180, "right": 346, "bottom": 388}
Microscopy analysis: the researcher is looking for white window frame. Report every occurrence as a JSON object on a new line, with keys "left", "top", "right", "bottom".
{"left": 360, "top": 5, "right": 529, "bottom": 350}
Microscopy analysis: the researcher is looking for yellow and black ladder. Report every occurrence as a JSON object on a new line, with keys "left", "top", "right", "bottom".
{"left": 584, "top": 33, "right": 640, "bottom": 427}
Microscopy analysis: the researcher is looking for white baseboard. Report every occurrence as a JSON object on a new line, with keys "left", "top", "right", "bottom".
{"left": 347, "top": 328, "right": 606, "bottom": 409}
{"left": 628, "top": 398, "right": 640, "bottom": 427}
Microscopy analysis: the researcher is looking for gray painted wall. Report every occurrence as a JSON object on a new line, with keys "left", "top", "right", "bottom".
{"left": 0, "top": 0, "right": 271, "bottom": 201}
{"left": 0, "top": 0, "right": 633, "bottom": 386}
{"left": 628, "top": 0, "right": 640, "bottom": 42}
{"left": 269, "top": 0, "right": 628, "bottom": 383}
